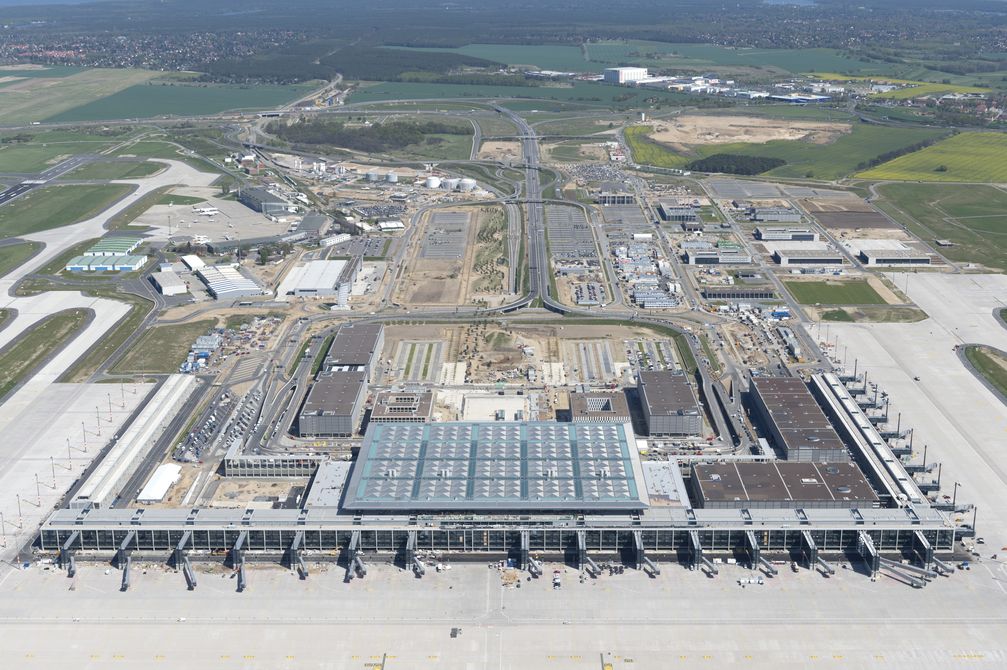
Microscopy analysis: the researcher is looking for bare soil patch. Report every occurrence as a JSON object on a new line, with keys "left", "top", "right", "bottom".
{"left": 648, "top": 115, "right": 851, "bottom": 146}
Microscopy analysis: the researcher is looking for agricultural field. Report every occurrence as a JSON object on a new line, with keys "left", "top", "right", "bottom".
{"left": 387, "top": 44, "right": 591, "bottom": 72}
{"left": 349, "top": 80, "right": 693, "bottom": 109}
{"left": 0, "top": 67, "right": 157, "bottom": 124}
{"left": 784, "top": 279, "right": 886, "bottom": 305}
{"left": 858, "top": 133, "right": 1007, "bottom": 182}
{"left": 65, "top": 160, "right": 164, "bottom": 180}
{"left": 0, "top": 241, "right": 41, "bottom": 279}
{"left": 872, "top": 183, "right": 1007, "bottom": 271}
{"left": 111, "top": 319, "right": 217, "bottom": 374}
{"left": 625, "top": 120, "right": 945, "bottom": 179}
{"left": 47, "top": 81, "right": 315, "bottom": 122}
{"left": 0, "top": 309, "right": 89, "bottom": 398}
{"left": 964, "top": 345, "right": 1007, "bottom": 401}
{"left": 0, "top": 184, "right": 133, "bottom": 237}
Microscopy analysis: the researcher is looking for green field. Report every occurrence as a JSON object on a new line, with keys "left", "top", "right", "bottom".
{"left": 625, "top": 121, "right": 946, "bottom": 179}
{"left": 111, "top": 319, "right": 217, "bottom": 374}
{"left": 0, "top": 141, "right": 120, "bottom": 173}
{"left": 157, "top": 193, "right": 206, "bottom": 206}
{"left": 387, "top": 44, "right": 591, "bottom": 72}
{"left": 784, "top": 280, "right": 886, "bottom": 305}
{"left": 111, "top": 139, "right": 222, "bottom": 173}
{"left": 47, "top": 81, "right": 315, "bottom": 122}
{"left": 389, "top": 133, "right": 473, "bottom": 160}
{"left": 872, "top": 183, "right": 1007, "bottom": 271}
{"left": 349, "top": 80, "right": 693, "bottom": 109}
{"left": 0, "top": 241, "right": 41, "bottom": 279}
{"left": 65, "top": 160, "right": 163, "bottom": 180}
{"left": 0, "top": 184, "right": 133, "bottom": 237}
{"left": 0, "top": 309, "right": 89, "bottom": 398}
{"left": 859, "top": 133, "right": 1007, "bottom": 182}
{"left": 60, "top": 290, "right": 153, "bottom": 382}
{"left": 965, "top": 345, "right": 1007, "bottom": 401}
{"left": 0, "top": 68, "right": 157, "bottom": 124}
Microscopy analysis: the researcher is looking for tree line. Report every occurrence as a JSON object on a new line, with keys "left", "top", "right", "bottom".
{"left": 266, "top": 118, "right": 473, "bottom": 153}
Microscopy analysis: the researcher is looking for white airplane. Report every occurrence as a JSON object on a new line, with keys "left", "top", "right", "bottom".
{"left": 193, "top": 207, "right": 220, "bottom": 216}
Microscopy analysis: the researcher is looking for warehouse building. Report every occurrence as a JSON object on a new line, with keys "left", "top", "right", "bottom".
{"left": 684, "top": 249, "right": 752, "bottom": 265}
{"left": 238, "top": 186, "right": 292, "bottom": 216}
{"left": 84, "top": 236, "right": 142, "bottom": 256}
{"left": 638, "top": 370, "right": 702, "bottom": 436}
{"left": 298, "top": 371, "right": 368, "bottom": 438}
{"left": 281, "top": 258, "right": 360, "bottom": 306}
{"left": 755, "top": 226, "right": 819, "bottom": 242}
{"left": 322, "top": 323, "right": 384, "bottom": 381}
{"left": 569, "top": 391, "right": 631, "bottom": 424}
{"left": 603, "top": 67, "right": 649, "bottom": 85}
{"left": 657, "top": 202, "right": 698, "bottom": 222}
{"left": 340, "top": 421, "right": 647, "bottom": 512}
{"left": 690, "top": 462, "right": 878, "bottom": 510}
{"left": 773, "top": 249, "right": 845, "bottom": 266}
{"left": 64, "top": 256, "right": 93, "bottom": 272}
{"left": 859, "top": 249, "right": 931, "bottom": 266}
{"left": 747, "top": 376, "right": 849, "bottom": 462}
{"left": 596, "top": 190, "right": 635, "bottom": 205}
{"left": 196, "top": 265, "right": 262, "bottom": 300}
{"left": 150, "top": 270, "right": 187, "bottom": 296}
{"left": 369, "top": 390, "right": 434, "bottom": 424}
{"left": 749, "top": 207, "right": 801, "bottom": 223}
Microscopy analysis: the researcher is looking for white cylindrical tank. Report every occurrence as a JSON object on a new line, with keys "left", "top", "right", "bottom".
{"left": 458, "top": 178, "right": 477, "bottom": 192}
{"left": 366, "top": 171, "right": 380, "bottom": 182}
{"left": 386, "top": 171, "right": 398, "bottom": 183}
{"left": 424, "top": 176, "right": 442, "bottom": 189}
{"left": 444, "top": 178, "right": 460, "bottom": 191}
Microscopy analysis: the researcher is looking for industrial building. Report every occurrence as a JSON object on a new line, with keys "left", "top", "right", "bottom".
{"left": 684, "top": 249, "right": 752, "bottom": 265}
{"left": 755, "top": 227, "right": 819, "bottom": 242}
{"left": 569, "top": 391, "right": 631, "bottom": 424}
{"left": 773, "top": 249, "right": 845, "bottom": 266}
{"left": 777, "top": 326, "right": 802, "bottom": 359}
{"left": 340, "top": 421, "right": 647, "bottom": 512}
{"left": 637, "top": 371, "right": 702, "bottom": 436}
{"left": 596, "top": 190, "right": 635, "bottom": 206}
{"left": 281, "top": 258, "right": 360, "bottom": 306}
{"left": 297, "top": 371, "right": 368, "bottom": 438}
{"left": 749, "top": 207, "right": 801, "bottom": 223}
{"left": 369, "top": 390, "right": 434, "bottom": 423}
{"left": 702, "top": 286, "right": 776, "bottom": 301}
{"left": 859, "top": 249, "right": 931, "bottom": 266}
{"left": 603, "top": 67, "right": 649, "bottom": 84}
{"left": 690, "top": 462, "right": 878, "bottom": 510}
{"left": 747, "top": 376, "right": 849, "bottom": 463}
{"left": 196, "top": 266, "right": 262, "bottom": 300}
{"left": 657, "top": 203, "right": 698, "bottom": 222}
{"left": 322, "top": 322, "right": 384, "bottom": 381}
{"left": 238, "top": 186, "right": 292, "bottom": 216}
{"left": 150, "top": 270, "right": 187, "bottom": 296}
{"left": 84, "top": 236, "right": 142, "bottom": 256}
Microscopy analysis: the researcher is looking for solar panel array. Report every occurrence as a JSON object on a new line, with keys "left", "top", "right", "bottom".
{"left": 343, "top": 421, "right": 645, "bottom": 511}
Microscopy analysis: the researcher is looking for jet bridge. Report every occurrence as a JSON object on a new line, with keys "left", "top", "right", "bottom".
{"left": 800, "top": 530, "right": 834, "bottom": 574}
{"left": 59, "top": 531, "right": 79, "bottom": 578}
{"left": 117, "top": 530, "right": 135, "bottom": 592}
{"left": 576, "top": 530, "right": 600, "bottom": 576}
{"left": 689, "top": 530, "right": 717, "bottom": 575}
{"left": 347, "top": 530, "right": 367, "bottom": 579}
{"left": 912, "top": 530, "right": 934, "bottom": 570}
{"left": 173, "top": 530, "right": 196, "bottom": 589}
{"left": 406, "top": 531, "right": 424, "bottom": 577}
{"left": 289, "top": 530, "right": 308, "bottom": 579}
{"left": 633, "top": 530, "right": 660, "bottom": 575}
{"left": 232, "top": 530, "right": 247, "bottom": 592}
{"left": 857, "top": 531, "right": 880, "bottom": 579}
{"left": 745, "top": 530, "right": 777, "bottom": 575}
